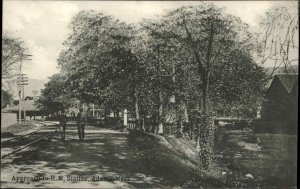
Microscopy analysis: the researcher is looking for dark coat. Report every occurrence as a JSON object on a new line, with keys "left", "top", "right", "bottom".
{"left": 59, "top": 114, "right": 67, "bottom": 126}
{"left": 76, "top": 111, "right": 87, "bottom": 126}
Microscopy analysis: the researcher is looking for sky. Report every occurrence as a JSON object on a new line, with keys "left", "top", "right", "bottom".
{"left": 3, "top": 0, "right": 298, "bottom": 80}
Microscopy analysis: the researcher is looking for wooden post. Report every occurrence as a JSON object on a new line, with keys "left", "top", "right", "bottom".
{"left": 23, "top": 85, "right": 26, "bottom": 123}
{"left": 18, "top": 89, "right": 22, "bottom": 124}
{"left": 18, "top": 73, "right": 22, "bottom": 124}
{"left": 92, "top": 104, "right": 95, "bottom": 117}
{"left": 123, "top": 109, "right": 128, "bottom": 131}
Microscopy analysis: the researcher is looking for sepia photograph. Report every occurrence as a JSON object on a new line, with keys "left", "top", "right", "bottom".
{"left": 1, "top": 0, "right": 298, "bottom": 188}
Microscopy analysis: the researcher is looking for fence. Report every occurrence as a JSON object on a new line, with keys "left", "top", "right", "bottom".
{"left": 45, "top": 116, "right": 123, "bottom": 127}
{"left": 128, "top": 120, "right": 136, "bottom": 130}
{"left": 126, "top": 118, "right": 165, "bottom": 134}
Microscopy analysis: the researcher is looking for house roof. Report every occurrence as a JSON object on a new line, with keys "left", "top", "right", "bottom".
{"left": 264, "top": 79, "right": 273, "bottom": 91}
{"left": 275, "top": 73, "right": 298, "bottom": 93}
{"left": 2, "top": 100, "right": 40, "bottom": 112}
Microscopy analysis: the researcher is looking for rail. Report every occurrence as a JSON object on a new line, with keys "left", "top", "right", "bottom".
{"left": 1, "top": 130, "right": 58, "bottom": 159}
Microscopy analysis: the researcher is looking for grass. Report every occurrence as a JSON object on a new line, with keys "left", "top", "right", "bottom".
{"left": 128, "top": 131, "right": 200, "bottom": 186}
{"left": 214, "top": 128, "right": 297, "bottom": 188}
{"left": 128, "top": 131, "right": 228, "bottom": 188}
{"left": 129, "top": 129, "right": 297, "bottom": 188}
{"left": 1, "top": 122, "right": 38, "bottom": 135}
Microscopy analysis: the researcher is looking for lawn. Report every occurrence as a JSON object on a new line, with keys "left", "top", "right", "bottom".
{"left": 214, "top": 128, "right": 297, "bottom": 188}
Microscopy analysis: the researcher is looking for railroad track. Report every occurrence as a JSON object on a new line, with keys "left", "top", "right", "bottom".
{"left": 1, "top": 122, "right": 60, "bottom": 160}
{"left": 1, "top": 130, "right": 58, "bottom": 159}
{"left": 1, "top": 121, "right": 59, "bottom": 143}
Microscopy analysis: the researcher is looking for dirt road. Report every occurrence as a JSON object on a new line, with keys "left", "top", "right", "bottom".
{"left": 1, "top": 128, "right": 171, "bottom": 188}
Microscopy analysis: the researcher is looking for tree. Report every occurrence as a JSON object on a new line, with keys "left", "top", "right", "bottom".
{"left": 53, "top": 5, "right": 267, "bottom": 169}
{"left": 142, "top": 3, "right": 259, "bottom": 168}
{"left": 1, "top": 89, "right": 13, "bottom": 109}
{"left": 210, "top": 49, "right": 268, "bottom": 114}
{"left": 258, "top": 6, "right": 298, "bottom": 78}
{"left": 58, "top": 10, "right": 139, "bottom": 119}
{"left": 2, "top": 33, "right": 29, "bottom": 88}
{"left": 35, "top": 74, "right": 73, "bottom": 114}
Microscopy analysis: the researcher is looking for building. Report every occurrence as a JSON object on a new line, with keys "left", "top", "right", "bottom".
{"left": 2, "top": 100, "right": 44, "bottom": 120}
{"left": 260, "top": 73, "right": 298, "bottom": 133}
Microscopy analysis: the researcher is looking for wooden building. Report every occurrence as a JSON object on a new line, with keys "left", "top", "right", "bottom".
{"left": 2, "top": 100, "right": 44, "bottom": 120}
{"left": 260, "top": 73, "right": 298, "bottom": 133}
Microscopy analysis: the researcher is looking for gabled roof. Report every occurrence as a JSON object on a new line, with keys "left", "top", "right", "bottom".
{"left": 275, "top": 73, "right": 298, "bottom": 93}
{"left": 2, "top": 100, "right": 40, "bottom": 112}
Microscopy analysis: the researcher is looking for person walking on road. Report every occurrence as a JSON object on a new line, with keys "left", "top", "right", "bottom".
{"left": 59, "top": 110, "right": 67, "bottom": 140}
{"left": 76, "top": 107, "right": 87, "bottom": 141}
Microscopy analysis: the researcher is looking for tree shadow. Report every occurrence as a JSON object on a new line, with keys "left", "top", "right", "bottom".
{"left": 1, "top": 130, "right": 169, "bottom": 188}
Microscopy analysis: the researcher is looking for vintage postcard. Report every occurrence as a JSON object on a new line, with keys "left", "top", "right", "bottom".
{"left": 1, "top": 0, "right": 298, "bottom": 188}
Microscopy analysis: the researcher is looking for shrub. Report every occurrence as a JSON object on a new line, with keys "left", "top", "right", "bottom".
{"left": 252, "top": 119, "right": 285, "bottom": 134}
{"left": 232, "top": 120, "right": 249, "bottom": 130}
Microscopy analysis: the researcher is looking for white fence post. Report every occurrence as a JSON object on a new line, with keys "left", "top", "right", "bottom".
{"left": 123, "top": 109, "right": 128, "bottom": 130}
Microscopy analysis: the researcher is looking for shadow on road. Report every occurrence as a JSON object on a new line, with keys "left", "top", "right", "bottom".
{"left": 1, "top": 129, "right": 170, "bottom": 188}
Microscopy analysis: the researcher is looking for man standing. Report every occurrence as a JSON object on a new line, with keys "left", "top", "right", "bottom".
{"left": 76, "top": 107, "right": 87, "bottom": 141}
{"left": 59, "top": 110, "right": 67, "bottom": 140}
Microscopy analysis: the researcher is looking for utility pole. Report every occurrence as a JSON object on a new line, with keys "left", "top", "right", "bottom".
{"left": 18, "top": 78, "right": 22, "bottom": 124}
{"left": 23, "top": 81, "right": 26, "bottom": 122}
{"left": 17, "top": 54, "right": 32, "bottom": 124}
{"left": 17, "top": 74, "right": 28, "bottom": 123}
{"left": 23, "top": 85, "right": 25, "bottom": 122}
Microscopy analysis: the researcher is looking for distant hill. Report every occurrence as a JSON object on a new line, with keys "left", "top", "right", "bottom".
{"left": 265, "top": 65, "right": 298, "bottom": 76}
{"left": 24, "top": 78, "right": 49, "bottom": 97}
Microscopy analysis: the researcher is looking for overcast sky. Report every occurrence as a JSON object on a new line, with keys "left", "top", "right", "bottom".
{"left": 3, "top": 1, "right": 298, "bottom": 80}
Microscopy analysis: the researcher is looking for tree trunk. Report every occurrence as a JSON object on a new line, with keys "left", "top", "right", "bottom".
{"left": 199, "top": 75, "right": 214, "bottom": 169}
{"left": 194, "top": 23, "right": 215, "bottom": 169}
{"left": 158, "top": 91, "right": 164, "bottom": 134}
{"left": 183, "top": 101, "right": 189, "bottom": 138}
{"left": 141, "top": 117, "right": 145, "bottom": 132}
{"left": 134, "top": 92, "right": 140, "bottom": 130}
{"left": 156, "top": 45, "right": 164, "bottom": 135}
{"left": 104, "top": 107, "right": 109, "bottom": 126}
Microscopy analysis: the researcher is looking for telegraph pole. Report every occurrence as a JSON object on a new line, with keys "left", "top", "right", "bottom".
{"left": 23, "top": 76, "right": 28, "bottom": 122}
{"left": 17, "top": 74, "right": 28, "bottom": 123}
{"left": 18, "top": 74, "right": 22, "bottom": 124}
{"left": 17, "top": 54, "right": 32, "bottom": 124}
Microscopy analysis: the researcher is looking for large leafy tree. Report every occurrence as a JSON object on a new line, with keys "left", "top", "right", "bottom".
{"left": 133, "top": 23, "right": 175, "bottom": 133}
{"left": 52, "top": 5, "right": 267, "bottom": 169}
{"left": 141, "top": 3, "right": 261, "bottom": 168}
{"left": 1, "top": 89, "right": 13, "bottom": 109}
{"left": 58, "top": 11, "right": 136, "bottom": 110}
{"left": 36, "top": 74, "right": 73, "bottom": 114}
{"left": 210, "top": 49, "right": 267, "bottom": 113}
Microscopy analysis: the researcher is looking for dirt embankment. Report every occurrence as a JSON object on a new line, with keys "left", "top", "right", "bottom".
{"left": 1, "top": 122, "right": 38, "bottom": 136}
{"left": 128, "top": 131, "right": 227, "bottom": 188}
